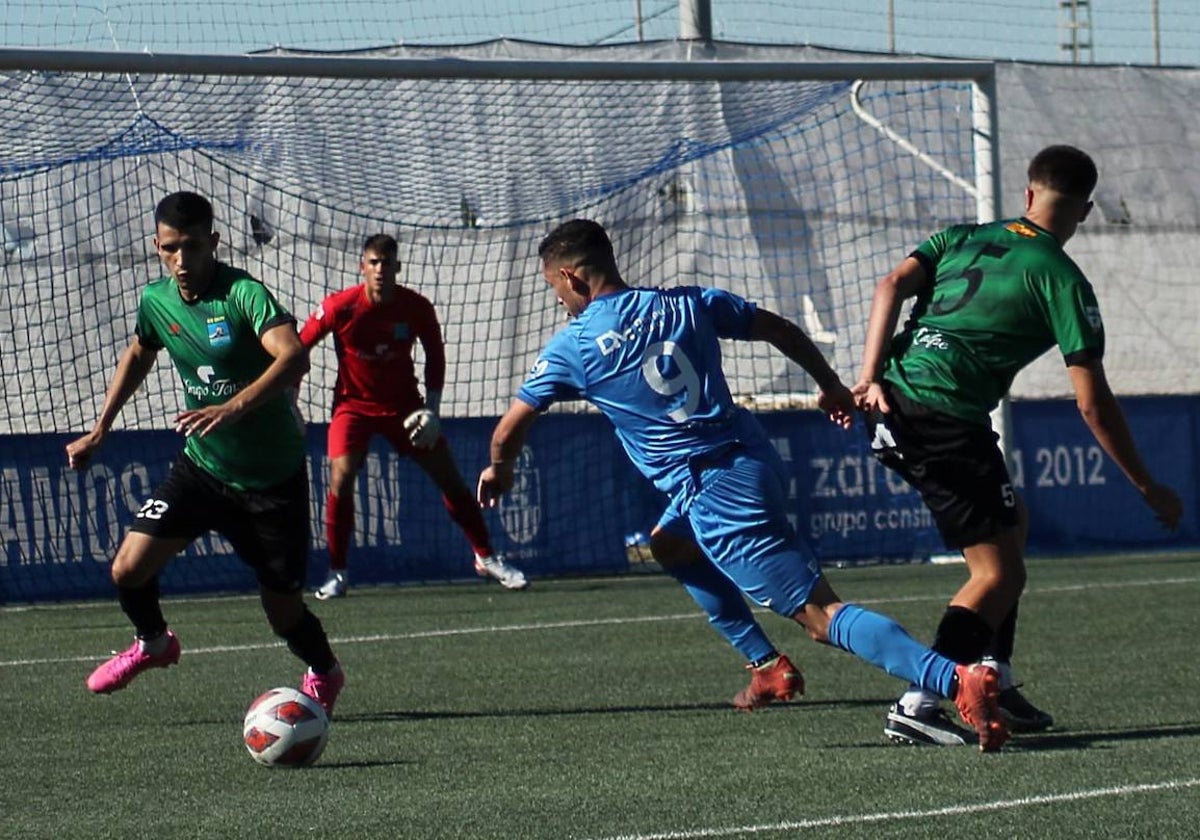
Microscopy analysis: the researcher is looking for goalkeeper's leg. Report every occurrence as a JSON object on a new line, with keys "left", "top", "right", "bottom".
{"left": 319, "top": 417, "right": 370, "bottom": 599}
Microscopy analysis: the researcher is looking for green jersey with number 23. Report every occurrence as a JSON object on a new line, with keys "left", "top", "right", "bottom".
{"left": 884, "top": 218, "right": 1105, "bottom": 426}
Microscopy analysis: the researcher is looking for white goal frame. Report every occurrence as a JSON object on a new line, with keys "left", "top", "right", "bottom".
{"left": 0, "top": 48, "right": 1005, "bottom": 448}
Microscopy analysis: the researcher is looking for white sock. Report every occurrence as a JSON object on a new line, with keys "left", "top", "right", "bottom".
{"left": 980, "top": 657, "right": 1015, "bottom": 690}
{"left": 898, "top": 686, "right": 941, "bottom": 718}
{"left": 138, "top": 633, "right": 170, "bottom": 656}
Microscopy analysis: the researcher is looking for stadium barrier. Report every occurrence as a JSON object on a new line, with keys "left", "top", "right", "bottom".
{"left": 3, "top": 397, "right": 1195, "bottom": 603}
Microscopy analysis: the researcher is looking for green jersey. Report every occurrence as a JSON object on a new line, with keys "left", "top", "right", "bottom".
{"left": 135, "top": 263, "right": 305, "bottom": 490}
{"left": 884, "top": 218, "right": 1104, "bottom": 425}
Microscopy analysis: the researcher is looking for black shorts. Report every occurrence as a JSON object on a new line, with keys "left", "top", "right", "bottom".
{"left": 865, "top": 383, "right": 1018, "bottom": 549}
{"left": 129, "top": 453, "right": 310, "bottom": 592}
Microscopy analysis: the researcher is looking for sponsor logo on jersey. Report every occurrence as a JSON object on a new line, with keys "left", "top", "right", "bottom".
{"left": 913, "top": 326, "right": 950, "bottom": 350}
{"left": 527, "top": 359, "right": 549, "bottom": 379}
{"left": 1005, "top": 221, "right": 1038, "bottom": 238}
{"left": 188, "top": 364, "right": 243, "bottom": 399}
{"left": 206, "top": 317, "right": 232, "bottom": 347}
{"left": 393, "top": 323, "right": 409, "bottom": 340}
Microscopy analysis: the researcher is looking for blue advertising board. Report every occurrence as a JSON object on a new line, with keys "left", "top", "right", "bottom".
{"left": 1, "top": 397, "right": 1196, "bottom": 602}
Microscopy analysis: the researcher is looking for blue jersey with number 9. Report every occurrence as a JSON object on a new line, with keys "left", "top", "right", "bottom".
{"left": 518, "top": 286, "right": 769, "bottom": 499}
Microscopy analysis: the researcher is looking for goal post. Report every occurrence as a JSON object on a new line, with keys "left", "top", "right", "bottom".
{"left": 0, "top": 50, "right": 998, "bottom": 600}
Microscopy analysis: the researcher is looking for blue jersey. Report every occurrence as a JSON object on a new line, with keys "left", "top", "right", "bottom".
{"left": 518, "top": 286, "right": 769, "bottom": 501}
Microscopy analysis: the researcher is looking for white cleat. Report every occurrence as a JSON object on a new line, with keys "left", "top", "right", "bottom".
{"left": 314, "top": 571, "right": 348, "bottom": 600}
{"left": 474, "top": 554, "right": 529, "bottom": 590}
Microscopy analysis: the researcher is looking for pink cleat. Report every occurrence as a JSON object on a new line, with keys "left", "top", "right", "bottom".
{"left": 301, "top": 662, "right": 345, "bottom": 717}
{"left": 86, "top": 631, "right": 181, "bottom": 694}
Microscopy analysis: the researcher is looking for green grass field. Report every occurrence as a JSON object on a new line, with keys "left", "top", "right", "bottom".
{"left": 3, "top": 553, "right": 1198, "bottom": 839}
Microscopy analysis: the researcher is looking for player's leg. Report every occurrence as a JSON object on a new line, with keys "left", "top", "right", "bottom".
{"left": 807, "top": 579, "right": 1006, "bottom": 751}
{"left": 86, "top": 455, "right": 209, "bottom": 694}
{"left": 688, "top": 445, "right": 1005, "bottom": 749}
{"left": 650, "top": 518, "right": 801, "bottom": 710}
{"left": 979, "top": 496, "right": 1053, "bottom": 730}
{"left": 867, "top": 387, "right": 1023, "bottom": 744}
{"left": 316, "top": 410, "right": 370, "bottom": 599}
{"left": 223, "top": 464, "right": 344, "bottom": 716}
{"left": 405, "top": 430, "right": 528, "bottom": 590}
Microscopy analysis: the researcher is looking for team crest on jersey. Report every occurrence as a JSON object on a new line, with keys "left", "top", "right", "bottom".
{"left": 206, "top": 316, "right": 232, "bottom": 347}
{"left": 1005, "top": 221, "right": 1038, "bottom": 238}
{"left": 528, "top": 359, "right": 549, "bottom": 379}
{"left": 393, "top": 323, "right": 409, "bottom": 340}
{"left": 1085, "top": 305, "right": 1103, "bottom": 332}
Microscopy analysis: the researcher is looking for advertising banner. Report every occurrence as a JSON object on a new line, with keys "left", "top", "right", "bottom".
{"left": 2, "top": 398, "right": 1195, "bottom": 602}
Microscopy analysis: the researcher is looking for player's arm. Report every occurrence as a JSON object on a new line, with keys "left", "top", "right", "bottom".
{"left": 66, "top": 335, "right": 159, "bottom": 470}
{"left": 749, "top": 307, "right": 853, "bottom": 429}
{"left": 295, "top": 300, "right": 332, "bottom": 386}
{"left": 852, "top": 255, "right": 929, "bottom": 413}
{"left": 418, "top": 302, "right": 447, "bottom": 413}
{"left": 403, "top": 298, "right": 451, "bottom": 448}
{"left": 404, "top": 300, "right": 448, "bottom": 449}
{"left": 1067, "top": 360, "right": 1182, "bottom": 530}
{"left": 477, "top": 398, "right": 540, "bottom": 508}
{"left": 175, "top": 323, "right": 309, "bottom": 438}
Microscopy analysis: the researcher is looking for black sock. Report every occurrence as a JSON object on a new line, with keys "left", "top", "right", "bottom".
{"left": 118, "top": 578, "right": 167, "bottom": 640}
{"left": 984, "top": 603, "right": 1018, "bottom": 663}
{"left": 931, "top": 605, "right": 993, "bottom": 665}
{"left": 279, "top": 608, "right": 337, "bottom": 673}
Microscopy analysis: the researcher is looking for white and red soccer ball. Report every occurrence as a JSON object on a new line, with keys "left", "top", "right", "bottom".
{"left": 242, "top": 687, "right": 330, "bottom": 767}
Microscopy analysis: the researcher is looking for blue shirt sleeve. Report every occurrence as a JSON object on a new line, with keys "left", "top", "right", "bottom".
{"left": 697, "top": 287, "right": 756, "bottom": 340}
{"left": 517, "top": 329, "right": 585, "bottom": 410}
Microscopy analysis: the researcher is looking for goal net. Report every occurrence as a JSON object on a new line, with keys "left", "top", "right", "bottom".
{"left": 0, "top": 54, "right": 990, "bottom": 598}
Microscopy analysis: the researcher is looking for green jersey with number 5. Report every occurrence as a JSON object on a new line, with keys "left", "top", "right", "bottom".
{"left": 884, "top": 218, "right": 1104, "bottom": 425}
{"left": 135, "top": 263, "right": 305, "bottom": 490}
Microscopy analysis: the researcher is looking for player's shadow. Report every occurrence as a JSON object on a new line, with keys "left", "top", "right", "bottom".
{"left": 1004, "top": 721, "right": 1200, "bottom": 752}
{"left": 337, "top": 696, "right": 895, "bottom": 724}
{"left": 316, "top": 758, "right": 414, "bottom": 769}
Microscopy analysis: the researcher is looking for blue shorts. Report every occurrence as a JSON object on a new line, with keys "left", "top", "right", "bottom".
{"left": 657, "top": 443, "right": 822, "bottom": 617}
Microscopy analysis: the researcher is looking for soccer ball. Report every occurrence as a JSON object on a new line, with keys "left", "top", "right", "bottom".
{"left": 242, "top": 687, "right": 330, "bottom": 767}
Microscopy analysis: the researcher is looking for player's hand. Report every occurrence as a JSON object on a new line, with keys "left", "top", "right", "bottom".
{"left": 174, "top": 403, "right": 244, "bottom": 438}
{"left": 477, "top": 463, "right": 514, "bottom": 509}
{"left": 817, "top": 383, "right": 856, "bottom": 430}
{"left": 404, "top": 409, "right": 441, "bottom": 450}
{"left": 66, "top": 430, "right": 104, "bottom": 471}
{"left": 851, "top": 379, "right": 891, "bottom": 414}
{"left": 1141, "top": 482, "right": 1183, "bottom": 531}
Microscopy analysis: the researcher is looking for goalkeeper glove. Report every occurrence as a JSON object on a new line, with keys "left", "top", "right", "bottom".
{"left": 403, "top": 409, "right": 441, "bottom": 450}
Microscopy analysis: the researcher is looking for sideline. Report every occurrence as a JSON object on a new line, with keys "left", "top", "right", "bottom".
{"left": 583, "top": 778, "right": 1200, "bottom": 840}
{"left": 2, "top": 574, "right": 1198, "bottom": 669}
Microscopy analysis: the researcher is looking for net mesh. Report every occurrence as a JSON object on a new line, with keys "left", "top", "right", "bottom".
{"left": 0, "top": 62, "right": 981, "bottom": 595}
{"left": 0, "top": 69, "right": 976, "bottom": 433}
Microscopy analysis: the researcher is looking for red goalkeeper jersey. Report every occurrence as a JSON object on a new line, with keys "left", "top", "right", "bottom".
{"left": 300, "top": 284, "right": 446, "bottom": 416}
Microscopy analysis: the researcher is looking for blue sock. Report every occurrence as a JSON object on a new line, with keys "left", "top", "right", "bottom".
{"left": 664, "top": 559, "right": 776, "bottom": 663}
{"left": 827, "top": 604, "right": 956, "bottom": 697}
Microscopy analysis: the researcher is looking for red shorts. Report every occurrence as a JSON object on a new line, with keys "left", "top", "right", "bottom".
{"left": 327, "top": 408, "right": 445, "bottom": 460}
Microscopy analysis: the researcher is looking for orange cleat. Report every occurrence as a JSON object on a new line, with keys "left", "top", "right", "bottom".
{"left": 952, "top": 663, "right": 1009, "bottom": 752}
{"left": 732, "top": 654, "right": 804, "bottom": 711}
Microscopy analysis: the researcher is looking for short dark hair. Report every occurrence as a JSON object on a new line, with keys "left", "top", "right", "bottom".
{"left": 538, "top": 219, "right": 618, "bottom": 274}
{"left": 1027, "top": 145, "right": 1098, "bottom": 200}
{"left": 154, "top": 191, "right": 214, "bottom": 230}
{"left": 362, "top": 233, "right": 399, "bottom": 259}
